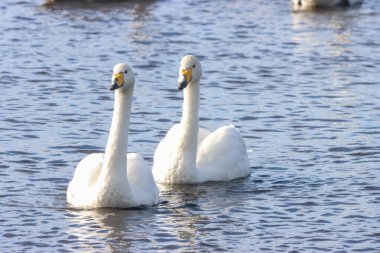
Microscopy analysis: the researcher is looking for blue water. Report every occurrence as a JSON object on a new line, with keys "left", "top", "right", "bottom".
{"left": 0, "top": 0, "right": 379, "bottom": 252}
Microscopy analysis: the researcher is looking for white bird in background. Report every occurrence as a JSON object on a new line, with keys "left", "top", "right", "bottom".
{"left": 152, "top": 55, "right": 251, "bottom": 185}
{"left": 67, "top": 63, "right": 158, "bottom": 208}
{"left": 291, "top": 0, "right": 363, "bottom": 9}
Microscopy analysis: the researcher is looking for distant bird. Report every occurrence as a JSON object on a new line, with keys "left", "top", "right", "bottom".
{"left": 67, "top": 63, "right": 158, "bottom": 208}
{"left": 291, "top": 0, "right": 363, "bottom": 9}
{"left": 44, "top": 0, "right": 132, "bottom": 4}
{"left": 152, "top": 55, "right": 251, "bottom": 184}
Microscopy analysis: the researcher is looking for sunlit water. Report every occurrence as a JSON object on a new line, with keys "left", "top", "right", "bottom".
{"left": 0, "top": 0, "right": 379, "bottom": 252}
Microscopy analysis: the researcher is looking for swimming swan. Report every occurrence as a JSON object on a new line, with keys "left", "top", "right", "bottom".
{"left": 152, "top": 55, "right": 251, "bottom": 184}
{"left": 67, "top": 63, "right": 158, "bottom": 208}
{"left": 291, "top": 0, "right": 363, "bottom": 9}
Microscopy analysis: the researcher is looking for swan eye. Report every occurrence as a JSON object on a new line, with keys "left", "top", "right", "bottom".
{"left": 124, "top": 70, "right": 128, "bottom": 74}
{"left": 193, "top": 64, "right": 195, "bottom": 68}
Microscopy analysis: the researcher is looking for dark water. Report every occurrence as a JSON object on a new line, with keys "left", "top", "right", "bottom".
{"left": 1, "top": 0, "right": 379, "bottom": 251}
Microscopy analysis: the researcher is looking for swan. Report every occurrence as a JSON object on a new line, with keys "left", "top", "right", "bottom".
{"left": 291, "top": 0, "right": 363, "bottom": 9}
{"left": 152, "top": 55, "right": 251, "bottom": 184}
{"left": 67, "top": 63, "right": 159, "bottom": 208}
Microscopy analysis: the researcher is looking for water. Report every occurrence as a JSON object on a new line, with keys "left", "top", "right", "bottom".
{"left": 1, "top": 0, "right": 379, "bottom": 251}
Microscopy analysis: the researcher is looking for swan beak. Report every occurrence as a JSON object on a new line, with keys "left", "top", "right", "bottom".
{"left": 109, "top": 72, "right": 124, "bottom": 91}
{"left": 178, "top": 68, "right": 192, "bottom": 90}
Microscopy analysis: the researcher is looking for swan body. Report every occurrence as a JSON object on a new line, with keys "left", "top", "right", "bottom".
{"left": 152, "top": 55, "right": 250, "bottom": 184}
{"left": 292, "top": 0, "right": 363, "bottom": 9}
{"left": 67, "top": 63, "right": 158, "bottom": 208}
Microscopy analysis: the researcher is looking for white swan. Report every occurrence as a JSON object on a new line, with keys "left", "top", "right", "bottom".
{"left": 67, "top": 63, "right": 158, "bottom": 208}
{"left": 152, "top": 55, "right": 251, "bottom": 184}
{"left": 292, "top": 0, "right": 363, "bottom": 9}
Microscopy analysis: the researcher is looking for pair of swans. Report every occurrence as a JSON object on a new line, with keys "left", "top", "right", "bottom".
{"left": 67, "top": 55, "right": 251, "bottom": 208}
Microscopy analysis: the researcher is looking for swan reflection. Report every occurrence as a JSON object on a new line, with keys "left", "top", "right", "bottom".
{"left": 291, "top": 9, "right": 361, "bottom": 129}
{"left": 65, "top": 207, "right": 155, "bottom": 251}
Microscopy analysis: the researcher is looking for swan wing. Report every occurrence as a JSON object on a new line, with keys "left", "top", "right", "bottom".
{"left": 127, "top": 153, "right": 159, "bottom": 206}
{"left": 153, "top": 124, "right": 212, "bottom": 182}
{"left": 67, "top": 153, "right": 103, "bottom": 205}
{"left": 196, "top": 125, "right": 250, "bottom": 182}
{"left": 152, "top": 124, "right": 181, "bottom": 182}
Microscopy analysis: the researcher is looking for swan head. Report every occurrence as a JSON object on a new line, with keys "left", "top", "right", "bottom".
{"left": 178, "top": 55, "right": 202, "bottom": 90}
{"left": 109, "top": 63, "right": 135, "bottom": 91}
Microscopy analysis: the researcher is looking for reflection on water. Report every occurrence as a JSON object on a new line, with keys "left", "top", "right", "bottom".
{"left": 0, "top": 0, "right": 379, "bottom": 252}
{"left": 66, "top": 208, "right": 150, "bottom": 252}
{"left": 291, "top": 9, "right": 359, "bottom": 110}
{"left": 65, "top": 180, "right": 254, "bottom": 251}
{"left": 291, "top": 8, "right": 356, "bottom": 56}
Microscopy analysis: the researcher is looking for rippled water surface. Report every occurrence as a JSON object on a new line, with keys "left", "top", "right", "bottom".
{"left": 1, "top": 0, "right": 379, "bottom": 252}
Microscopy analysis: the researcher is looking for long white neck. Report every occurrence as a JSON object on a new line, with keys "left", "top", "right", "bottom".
{"left": 181, "top": 81, "right": 200, "bottom": 150}
{"left": 175, "top": 80, "right": 200, "bottom": 182}
{"left": 100, "top": 88, "right": 133, "bottom": 182}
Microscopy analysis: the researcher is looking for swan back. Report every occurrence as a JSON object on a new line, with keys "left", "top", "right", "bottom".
{"left": 197, "top": 125, "right": 250, "bottom": 182}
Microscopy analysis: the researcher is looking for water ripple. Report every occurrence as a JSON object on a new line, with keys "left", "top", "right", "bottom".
{"left": 0, "top": 0, "right": 379, "bottom": 252}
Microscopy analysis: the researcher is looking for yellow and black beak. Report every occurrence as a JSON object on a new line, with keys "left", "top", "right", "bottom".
{"left": 178, "top": 68, "right": 192, "bottom": 91}
{"left": 109, "top": 72, "right": 125, "bottom": 91}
